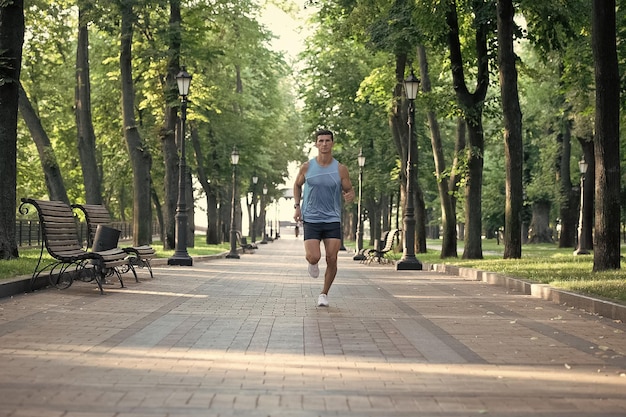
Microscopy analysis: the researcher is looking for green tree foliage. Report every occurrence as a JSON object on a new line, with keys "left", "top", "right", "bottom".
{"left": 9, "top": 0, "right": 625, "bottom": 273}
{"left": 19, "top": 0, "right": 82, "bottom": 203}
{"left": 15, "top": 0, "right": 304, "bottom": 248}
{"left": 298, "top": 9, "right": 401, "bottom": 240}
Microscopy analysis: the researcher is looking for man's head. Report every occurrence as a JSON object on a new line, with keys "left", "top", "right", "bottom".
{"left": 315, "top": 129, "right": 334, "bottom": 142}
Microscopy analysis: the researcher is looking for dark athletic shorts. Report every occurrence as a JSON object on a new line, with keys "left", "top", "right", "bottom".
{"left": 303, "top": 221, "right": 341, "bottom": 241}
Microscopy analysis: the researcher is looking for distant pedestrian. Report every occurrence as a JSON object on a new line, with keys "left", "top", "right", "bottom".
{"left": 293, "top": 129, "right": 355, "bottom": 307}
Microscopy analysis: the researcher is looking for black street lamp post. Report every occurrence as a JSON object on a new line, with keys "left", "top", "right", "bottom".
{"left": 396, "top": 69, "right": 422, "bottom": 271}
{"left": 226, "top": 146, "right": 240, "bottom": 259}
{"left": 260, "top": 184, "right": 268, "bottom": 244}
{"left": 574, "top": 158, "right": 589, "bottom": 255}
{"left": 168, "top": 67, "right": 193, "bottom": 266}
{"left": 353, "top": 148, "right": 366, "bottom": 261}
{"left": 268, "top": 199, "right": 274, "bottom": 241}
{"left": 251, "top": 175, "right": 258, "bottom": 243}
{"left": 275, "top": 202, "right": 281, "bottom": 239}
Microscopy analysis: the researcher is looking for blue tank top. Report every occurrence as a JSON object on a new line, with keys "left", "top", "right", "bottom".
{"left": 302, "top": 158, "right": 341, "bottom": 223}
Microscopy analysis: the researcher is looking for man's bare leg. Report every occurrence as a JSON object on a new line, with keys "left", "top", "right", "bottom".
{"left": 304, "top": 238, "right": 321, "bottom": 266}
{"left": 321, "top": 238, "right": 341, "bottom": 295}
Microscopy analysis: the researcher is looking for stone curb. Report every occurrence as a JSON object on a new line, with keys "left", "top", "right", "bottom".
{"left": 422, "top": 262, "right": 626, "bottom": 322}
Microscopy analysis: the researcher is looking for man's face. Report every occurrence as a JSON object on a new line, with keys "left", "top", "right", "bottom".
{"left": 315, "top": 134, "right": 334, "bottom": 153}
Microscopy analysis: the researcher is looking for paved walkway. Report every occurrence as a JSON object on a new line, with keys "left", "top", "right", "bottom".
{"left": 1, "top": 234, "right": 625, "bottom": 417}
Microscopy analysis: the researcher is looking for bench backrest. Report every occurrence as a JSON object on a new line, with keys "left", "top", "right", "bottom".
{"left": 72, "top": 204, "right": 113, "bottom": 249}
{"left": 20, "top": 199, "right": 84, "bottom": 258}
{"left": 381, "top": 229, "right": 399, "bottom": 252}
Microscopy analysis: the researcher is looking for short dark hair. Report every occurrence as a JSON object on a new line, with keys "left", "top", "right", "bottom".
{"left": 315, "top": 129, "right": 334, "bottom": 141}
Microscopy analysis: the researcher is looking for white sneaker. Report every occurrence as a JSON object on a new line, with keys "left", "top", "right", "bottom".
{"left": 317, "top": 294, "right": 329, "bottom": 307}
{"left": 308, "top": 263, "right": 319, "bottom": 278}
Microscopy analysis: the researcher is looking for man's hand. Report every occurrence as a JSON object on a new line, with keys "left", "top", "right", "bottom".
{"left": 343, "top": 188, "right": 355, "bottom": 203}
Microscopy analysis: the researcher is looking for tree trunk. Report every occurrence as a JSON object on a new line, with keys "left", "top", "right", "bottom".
{"left": 191, "top": 124, "right": 221, "bottom": 244}
{"left": 207, "top": 190, "right": 220, "bottom": 244}
{"left": 75, "top": 6, "right": 103, "bottom": 205}
{"left": 381, "top": 192, "right": 390, "bottom": 233}
{"left": 18, "top": 84, "right": 69, "bottom": 204}
{"left": 151, "top": 186, "right": 165, "bottom": 243}
{"left": 528, "top": 201, "right": 553, "bottom": 243}
{"left": 365, "top": 193, "right": 386, "bottom": 246}
{"left": 462, "top": 122, "right": 485, "bottom": 259}
{"left": 415, "top": 180, "right": 427, "bottom": 254}
{"left": 449, "top": 117, "right": 466, "bottom": 226}
{"left": 556, "top": 125, "right": 577, "bottom": 248}
{"left": 417, "top": 45, "right": 457, "bottom": 258}
{"left": 497, "top": 0, "right": 523, "bottom": 259}
{"left": 120, "top": 0, "right": 153, "bottom": 246}
{"left": 159, "top": 0, "right": 182, "bottom": 250}
{"left": 591, "top": 0, "right": 620, "bottom": 271}
{"left": 0, "top": 0, "right": 24, "bottom": 260}
{"left": 446, "top": 0, "right": 490, "bottom": 259}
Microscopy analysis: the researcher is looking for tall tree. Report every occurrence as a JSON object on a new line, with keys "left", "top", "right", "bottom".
{"left": 496, "top": 0, "right": 523, "bottom": 258}
{"left": 0, "top": 0, "right": 24, "bottom": 260}
{"left": 449, "top": 117, "right": 466, "bottom": 239}
{"left": 445, "top": 0, "right": 492, "bottom": 259}
{"left": 159, "top": 0, "right": 182, "bottom": 250}
{"left": 119, "top": 0, "right": 153, "bottom": 245}
{"left": 366, "top": 0, "right": 426, "bottom": 253}
{"left": 18, "top": 84, "right": 70, "bottom": 204}
{"left": 417, "top": 45, "right": 457, "bottom": 258}
{"left": 75, "top": 2, "right": 103, "bottom": 205}
{"left": 591, "top": 0, "right": 620, "bottom": 271}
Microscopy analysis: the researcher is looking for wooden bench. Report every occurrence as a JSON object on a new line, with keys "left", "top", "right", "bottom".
{"left": 19, "top": 198, "right": 134, "bottom": 294}
{"left": 71, "top": 203, "right": 156, "bottom": 279}
{"left": 359, "top": 229, "right": 389, "bottom": 264}
{"left": 236, "top": 231, "right": 257, "bottom": 254}
{"left": 365, "top": 229, "right": 400, "bottom": 264}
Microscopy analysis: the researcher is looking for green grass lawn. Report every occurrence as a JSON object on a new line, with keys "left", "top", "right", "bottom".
{"left": 0, "top": 236, "right": 230, "bottom": 281}
{"left": 354, "top": 238, "right": 626, "bottom": 304}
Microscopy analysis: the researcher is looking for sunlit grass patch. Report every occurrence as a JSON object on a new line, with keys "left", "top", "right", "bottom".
{"left": 552, "top": 275, "right": 626, "bottom": 302}
{"left": 417, "top": 239, "right": 626, "bottom": 305}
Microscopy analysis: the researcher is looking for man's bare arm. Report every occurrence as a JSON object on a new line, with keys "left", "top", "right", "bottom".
{"left": 293, "top": 162, "right": 308, "bottom": 221}
{"left": 339, "top": 164, "right": 355, "bottom": 203}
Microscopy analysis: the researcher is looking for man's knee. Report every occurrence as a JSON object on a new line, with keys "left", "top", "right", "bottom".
{"left": 325, "top": 253, "right": 338, "bottom": 266}
{"left": 307, "top": 254, "right": 322, "bottom": 264}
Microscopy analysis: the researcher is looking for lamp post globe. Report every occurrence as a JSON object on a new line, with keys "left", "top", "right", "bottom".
{"left": 353, "top": 148, "right": 366, "bottom": 261}
{"left": 574, "top": 158, "right": 590, "bottom": 255}
{"left": 396, "top": 68, "right": 422, "bottom": 271}
{"left": 226, "top": 146, "right": 240, "bottom": 259}
{"left": 168, "top": 66, "right": 193, "bottom": 266}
